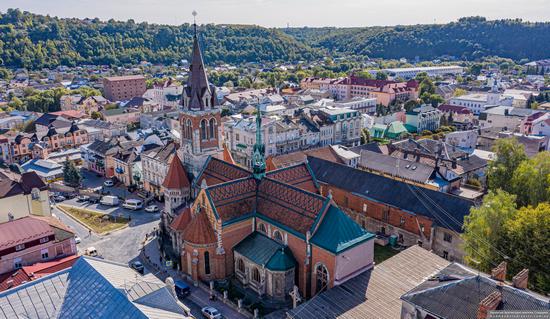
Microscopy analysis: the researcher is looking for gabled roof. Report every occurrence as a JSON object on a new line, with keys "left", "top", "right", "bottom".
{"left": 311, "top": 205, "right": 374, "bottom": 254}
{"left": 195, "top": 157, "right": 250, "bottom": 188}
{"left": 169, "top": 207, "right": 191, "bottom": 232}
{"left": 401, "top": 263, "right": 550, "bottom": 319}
{"left": 234, "top": 232, "right": 296, "bottom": 271}
{"left": 0, "top": 216, "right": 57, "bottom": 250}
{"left": 287, "top": 245, "right": 450, "bottom": 319}
{"left": 359, "top": 150, "right": 435, "bottom": 184}
{"left": 162, "top": 155, "right": 190, "bottom": 190}
{"left": 265, "top": 162, "right": 319, "bottom": 193}
{"left": 308, "top": 156, "right": 475, "bottom": 232}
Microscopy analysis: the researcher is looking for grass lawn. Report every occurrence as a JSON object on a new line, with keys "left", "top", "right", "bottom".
{"left": 58, "top": 205, "right": 129, "bottom": 234}
{"left": 374, "top": 244, "right": 401, "bottom": 264}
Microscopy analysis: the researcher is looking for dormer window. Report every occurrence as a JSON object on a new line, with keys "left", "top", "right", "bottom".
{"left": 39, "top": 237, "right": 49, "bottom": 244}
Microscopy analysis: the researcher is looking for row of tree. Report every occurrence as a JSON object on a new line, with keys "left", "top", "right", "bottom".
{"left": 463, "top": 138, "right": 550, "bottom": 293}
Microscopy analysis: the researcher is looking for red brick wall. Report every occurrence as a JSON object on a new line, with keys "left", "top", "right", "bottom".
{"left": 221, "top": 219, "right": 253, "bottom": 274}
{"left": 311, "top": 245, "right": 336, "bottom": 294}
{"left": 320, "top": 183, "right": 433, "bottom": 239}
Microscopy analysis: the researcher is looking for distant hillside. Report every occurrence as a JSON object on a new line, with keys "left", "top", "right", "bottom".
{"left": 283, "top": 17, "right": 550, "bottom": 61}
{"left": 0, "top": 9, "right": 320, "bottom": 69}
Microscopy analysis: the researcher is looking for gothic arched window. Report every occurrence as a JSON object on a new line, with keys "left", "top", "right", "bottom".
{"left": 200, "top": 119, "right": 208, "bottom": 140}
{"left": 185, "top": 119, "right": 192, "bottom": 139}
{"left": 209, "top": 118, "right": 216, "bottom": 140}
{"left": 252, "top": 267, "right": 260, "bottom": 283}
{"left": 315, "top": 263, "right": 329, "bottom": 293}
{"left": 237, "top": 258, "right": 245, "bottom": 273}
{"left": 258, "top": 223, "right": 267, "bottom": 233}
{"left": 273, "top": 230, "right": 283, "bottom": 242}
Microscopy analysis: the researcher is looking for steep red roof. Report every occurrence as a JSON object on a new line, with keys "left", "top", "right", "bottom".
{"left": 195, "top": 157, "right": 250, "bottom": 187}
{"left": 183, "top": 210, "right": 217, "bottom": 245}
{"left": 162, "top": 155, "right": 190, "bottom": 189}
{"left": 169, "top": 207, "right": 192, "bottom": 232}
{"left": 206, "top": 177, "right": 257, "bottom": 222}
{"left": 266, "top": 163, "right": 318, "bottom": 194}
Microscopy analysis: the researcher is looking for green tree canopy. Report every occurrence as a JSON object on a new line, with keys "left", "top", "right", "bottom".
{"left": 511, "top": 152, "right": 550, "bottom": 207}
{"left": 487, "top": 138, "right": 527, "bottom": 194}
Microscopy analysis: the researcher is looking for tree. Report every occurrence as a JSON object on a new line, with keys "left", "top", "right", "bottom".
{"left": 355, "top": 70, "right": 373, "bottom": 79}
{"left": 63, "top": 160, "right": 82, "bottom": 187}
{"left": 453, "top": 88, "right": 467, "bottom": 97}
{"left": 375, "top": 72, "right": 388, "bottom": 80}
{"left": 503, "top": 203, "right": 550, "bottom": 294}
{"left": 0, "top": 67, "right": 11, "bottom": 79}
{"left": 470, "top": 64, "right": 483, "bottom": 76}
{"left": 487, "top": 138, "right": 527, "bottom": 194}
{"left": 463, "top": 190, "right": 518, "bottom": 272}
{"left": 404, "top": 99, "right": 419, "bottom": 112}
{"left": 510, "top": 152, "right": 550, "bottom": 207}
{"left": 91, "top": 111, "right": 103, "bottom": 120}
{"left": 360, "top": 129, "right": 371, "bottom": 145}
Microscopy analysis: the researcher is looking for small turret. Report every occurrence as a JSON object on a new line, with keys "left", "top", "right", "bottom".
{"left": 252, "top": 105, "right": 266, "bottom": 180}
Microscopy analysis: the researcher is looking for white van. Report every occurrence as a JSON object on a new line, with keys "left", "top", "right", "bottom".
{"left": 100, "top": 195, "right": 119, "bottom": 206}
{"left": 122, "top": 199, "right": 143, "bottom": 210}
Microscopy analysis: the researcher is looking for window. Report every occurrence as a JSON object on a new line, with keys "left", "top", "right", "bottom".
{"left": 362, "top": 203, "right": 367, "bottom": 213}
{"left": 252, "top": 267, "right": 260, "bottom": 283}
{"left": 15, "top": 244, "right": 25, "bottom": 251}
{"left": 273, "top": 230, "right": 283, "bottom": 242}
{"left": 382, "top": 209, "right": 389, "bottom": 222}
{"left": 444, "top": 233, "right": 453, "bottom": 243}
{"left": 443, "top": 251, "right": 449, "bottom": 260}
{"left": 400, "top": 217, "right": 405, "bottom": 226}
{"left": 419, "top": 224, "right": 425, "bottom": 234}
{"left": 41, "top": 249, "right": 49, "bottom": 259}
{"left": 39, "top": 237, "right": 49, "bottom": 244}
{"left": 200, "top": 119, "right": 208, "bottom": 140}
{"left": 209, "top": 118, "right": 216, "bottom": 140}
{"left": 204, "top": 251, "right": 210, "bottom": 275}
{"left": 315, "top": 264, "right": 329, "bottom": 293}
{"left": 237, "top": 258, "right": 245, "bottom": 273}
{"left": 14, "top": 258, "right": 22, "bottom": 269}
{"left": 258, "top": 223, "right": 267, "bottom": 233}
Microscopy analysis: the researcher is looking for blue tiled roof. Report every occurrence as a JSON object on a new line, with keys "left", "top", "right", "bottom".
{"left": 311, "top": 205, "right": 375, "bottom": 254}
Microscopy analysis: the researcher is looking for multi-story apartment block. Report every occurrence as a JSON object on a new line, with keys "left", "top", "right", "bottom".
{"left": 405, "top": 104, "right": 443, "bottom": 132}
{"left": 333, "top": 96, "right": 377, "bottom": 114}
{"left": 142, "top": 79, "right": 183, "bottom": 109}
{"left": 449, "top": 87, "right": 513, "bottom": 115}
{"left": 60, "top": 95, "right": 109, "bottom": 114}
{"left": 141, "top": 142, "right": 177, "bottom": 198}
{"left": 301, "top": 76, "right": 419, "bottom": 106}
{"left": 103, "top": 75, "right": 146, "bottom": 102}
{"left": 311, "top": 107, "right": 363, "bottom": 146}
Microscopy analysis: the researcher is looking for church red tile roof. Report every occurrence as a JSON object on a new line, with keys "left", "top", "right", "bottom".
{"left": 206, "top": 177, "right": 257, "bottom": 222}
{"left": 266, "top": 163, "right": 319, "bottom": 194}
{"left": 162, "top": 155, "right": 190, "bottom": 189}
{"left": 183, "top": 210, "right": 217, "bottom": 245}
{"left": 195, "top": 157, "right": 250, "bottom": 187}
{"left": 169, "top": 207, "right": 192, "bottom": 232}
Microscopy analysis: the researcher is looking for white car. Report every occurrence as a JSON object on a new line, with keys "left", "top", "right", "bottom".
{"left": 201, "top": 306, "right": 222, "bottom": 319}
{"left": 74, "top": 236, "right": 81, "bottom": 244}
{"left": 103, "top": 180, "right": 114, "bottom": 187}
{"left": 145, "top": 205, "right": 159, "bottom": 213}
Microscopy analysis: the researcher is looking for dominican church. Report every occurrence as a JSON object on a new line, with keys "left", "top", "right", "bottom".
{"left": 160, "top": 22, "right": 375, "bottom": 301}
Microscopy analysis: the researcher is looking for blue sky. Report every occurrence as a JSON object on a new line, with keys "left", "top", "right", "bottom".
{"left": 1, "top": 0, "right": 549, "bottom": 27}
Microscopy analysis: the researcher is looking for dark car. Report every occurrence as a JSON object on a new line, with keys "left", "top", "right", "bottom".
{"left": 77, "top": 195, "right": 90, "bottom": 202}
{"left": 175, "top": 280, "right": 191, "bottom": 299}
{"left": 88, "top": 196, "right": 100, "bottom": 204}
{"left": 130, "top": 260, "right": 144, "bottom": 274}
{"left": 53, "top": 195, "right": 66, "bottom": 202}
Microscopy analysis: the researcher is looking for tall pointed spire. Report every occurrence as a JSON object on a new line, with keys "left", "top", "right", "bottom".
{"left": 252, "top": 105, "right": 266, "bottom": 180}
{"left": 182, "top": 10, "right": 216, "bottom": 111}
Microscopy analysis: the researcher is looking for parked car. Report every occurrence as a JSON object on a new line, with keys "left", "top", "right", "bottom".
{"left": 74, "top": 236, "right": 81, "bottom": 244}
{"left": 201, "top": 306, "right": 222, "bottom": 319}
{"left": 84, "top": 247, "right": 98, "bottom": 257}
{"left": 100, "top": 195, "right": 119, "bottom": 206}
{"left": 145, "top": 205, "right": 159, "bottom": 213}
{"left": 53, "top": 195, "right": 66, "bottom": 202}
{"left": 122, "top": 199, "right": 143, "bottom": 210}
{"left": 103, "top": 180, "right": 114, "bottom": 187}
{"left": 130, "top": 260, "right": 144, "bottom": 274}
{"left": 77, "top": 195, "right": 90, "bottom": 202}
{"left": 88, "top": 196, "right": 100, "bottom": 204}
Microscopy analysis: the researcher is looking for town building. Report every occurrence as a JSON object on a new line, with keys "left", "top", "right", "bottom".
{"left": 332, "top": 96, "right": 377, "bottom": 114}
{"left": 405, "top": 104, "right": 442, "bottom": 132}
{"left": 522, "top": 111, "right": 550, "bottom": 136}
{"left": 445, "top": 130, "right": 479, "bottom": 150}
{"left": 307, "top": 156, "right": 475, "bottom": 262}
{"left": 142, "top": 78, "right": 183, "bottom": 109}
{"left": 60, "top": 94, "right": 109, "bottom": 114}
{"left": 101, "top": 107, "right": 141, "bottom": 126}
{"left": 103, "top": 75, "right": 147, "bottom": 102}
{"left": 449, "top": 87, "right": 513, "bottom": 115}
{"left": 437, "top": 104, "right": 475, "bottom": 129}
{"left": 525, "top": 59, "right": 550, "bottom": 74}
{"left": 401, "top": 262, "right": 549, "bottom": 319}
{"left": 311, "top": 107, "right": 363, "bottom": 146}
{"left": 0, "top": 170, "right": 50, "bottom": 223}
{"left": 177, "top": 26, "right": 224, "bottom": 177}
{"left": 368, "top": 65, "right": 464, "bottom": 79}
{"left": 141, "top": 142, "right": 177, "bottom": 199}
{"left": 0, "top": 216, "right": 76, "bottom": 275}
{"left": 479, "top": 105, "right": 539, "bottom": 130}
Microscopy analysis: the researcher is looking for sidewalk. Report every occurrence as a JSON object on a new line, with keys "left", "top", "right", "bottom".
{"left": 141, "top": 237, "right": 249, "bottom": 319}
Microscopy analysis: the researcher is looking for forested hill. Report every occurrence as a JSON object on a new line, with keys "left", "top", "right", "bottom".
{"left": 283, "top": 17, "right": 550, "bottom": 61}
{"left": 0, "top": 9, "right": 320, "bottom": 69}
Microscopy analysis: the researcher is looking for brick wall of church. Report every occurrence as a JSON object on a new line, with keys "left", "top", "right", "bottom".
{"left": 221, "top": 219, "right": 254, "bottom": 275}
{"left": 311, "top": 245, "right": 337, "bottom": 294}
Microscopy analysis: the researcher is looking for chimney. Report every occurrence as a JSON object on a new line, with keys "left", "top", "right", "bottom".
{"left": 512, "top": 269, "right": 529, "bottom": 289}
{"left": 491, "top": 261, "right": 507, "bottom": 281}
{"left": 477, "top": 291, "right": 502, "bottom": 319}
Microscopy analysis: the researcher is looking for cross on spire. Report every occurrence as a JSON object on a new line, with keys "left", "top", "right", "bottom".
{"left": 192, "top": 10, "right": 198, "bottom": 37}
